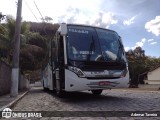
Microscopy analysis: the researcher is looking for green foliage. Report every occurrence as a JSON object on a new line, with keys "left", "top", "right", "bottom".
{"left": 145, "top": 56, "right": 160, "bottom": 71}
{"left": 0, "top": 16, "right": 32, "bottom": 64}
{"left": 126, "top": 47, "right": 160, "bottom": 87}
{"left": 0, "top": 16, "right": 54, "bottom": 75}
{"left": 29, "top": 22, "right": 59, "bottom": 36}
{"left": 5, "top": 16, "right": 16, "bottom": 41}
{"left": 20, "top": 44, "right": 45, "bottom": 72}
{"left": 21, "top": 21, "right": 30, "bottom": 34}
{"left": 26, "top": 32, "right": 47, "bottom": 49}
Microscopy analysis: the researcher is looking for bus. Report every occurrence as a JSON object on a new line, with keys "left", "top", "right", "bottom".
{"left": 42, "top": 23, "right": 129, "bottom": 97}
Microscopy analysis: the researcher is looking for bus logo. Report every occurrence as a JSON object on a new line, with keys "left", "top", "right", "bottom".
{"left": 2, "top": 108, "right": 12, "bottom": 118}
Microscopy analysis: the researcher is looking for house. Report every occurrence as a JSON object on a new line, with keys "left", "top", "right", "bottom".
{"left": 144, "top": 66, "right": 160, "bottom": 85}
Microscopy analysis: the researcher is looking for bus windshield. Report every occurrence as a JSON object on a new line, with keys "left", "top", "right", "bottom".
{"left": 67, "top": 25, "right": 123, "bottom": 62}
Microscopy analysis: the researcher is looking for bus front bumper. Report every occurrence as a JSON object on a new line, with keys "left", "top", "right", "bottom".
{"left": 65, "top": 69, "right": 129, "bottom": 92}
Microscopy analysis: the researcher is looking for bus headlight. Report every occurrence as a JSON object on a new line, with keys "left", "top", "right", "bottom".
{"left": 68, "top": 66, "right": 85, "bottom": 77}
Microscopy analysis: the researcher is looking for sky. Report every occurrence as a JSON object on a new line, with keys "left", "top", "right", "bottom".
{"left": 0, "top": 0, "right": 160, "bottom": 57}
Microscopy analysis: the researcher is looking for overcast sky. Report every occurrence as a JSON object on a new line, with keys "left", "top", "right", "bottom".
{"left": 0, "top": 0, "right": 160, "bottom": 57}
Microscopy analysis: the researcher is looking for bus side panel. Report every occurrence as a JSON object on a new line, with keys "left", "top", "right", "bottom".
{"left": 48, "top": 64, "right": 53, "bottom": 90}
{"left": 42, "top": 64, "right": 53, "bottom": 90}
{"left": 42, "top": 65, "right": 48, "bottom": 88}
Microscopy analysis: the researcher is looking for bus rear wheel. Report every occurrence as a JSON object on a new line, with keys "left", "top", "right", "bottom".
{"left": 91, "top": 90, "right": 103, "bottom": 95}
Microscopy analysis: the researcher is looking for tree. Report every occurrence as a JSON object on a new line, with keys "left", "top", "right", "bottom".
{"left": 41, "top": 16, "right": 53, "bottom": 23}
{"left": 0, "top": 16, "right": 31, "bottom": 63}
{"left": 0, "top": 16, "right": 47, "bottom": 73}
{"left": 20, "top": 32, "right": 47, "bottom": 72}
{"left": 126, "top": 47, "right": 147, "bottom": 87}
{"left": 145, "top": 56, "right": 160, "bottom": 71}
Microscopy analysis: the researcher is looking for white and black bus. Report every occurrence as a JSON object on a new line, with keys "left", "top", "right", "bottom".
{"left": 42, "top": 23, "right": 129, "bottom": 97}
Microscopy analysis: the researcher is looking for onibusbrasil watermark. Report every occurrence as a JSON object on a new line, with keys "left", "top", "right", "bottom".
{"left": 1, "top": 108, "right": 159, "bottom": 118}
{"left": 2, "top": 108, "right": 42, "bottom": 118}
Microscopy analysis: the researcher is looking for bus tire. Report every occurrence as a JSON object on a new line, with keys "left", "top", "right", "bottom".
{"left": 56, "top": 80, "right": 65, "bottom": 98}
{"left": 56, "top": 89, "right": 66, "bottom": 98}
{"left": 91, "top": 90, "right": 103, "bottom": 95}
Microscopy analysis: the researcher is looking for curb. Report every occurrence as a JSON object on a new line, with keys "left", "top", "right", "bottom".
{"left": 113, "top": 88, "right": 160, "bottom": 93}
{"left": 0, "top": 89, "right": 30, "bottom": 111}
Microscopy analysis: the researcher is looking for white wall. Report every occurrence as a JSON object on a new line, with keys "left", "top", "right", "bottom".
{"left": 147, "top": 67, "right": 160, "bottom": 84}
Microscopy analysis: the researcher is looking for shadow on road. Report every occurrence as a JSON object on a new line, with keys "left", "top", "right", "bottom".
{"left": 36, "top": 87, "right": 130, "bottom": 104}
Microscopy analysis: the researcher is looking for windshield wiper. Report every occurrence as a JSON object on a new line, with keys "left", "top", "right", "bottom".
{"left": 87, "top": 36, "right": 95, "bottom": 61}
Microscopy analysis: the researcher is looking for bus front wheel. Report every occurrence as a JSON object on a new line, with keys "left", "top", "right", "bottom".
{"left": 55, "top": 80, "right": 65, "bottom": 98}
{"left": 91, "top": 90, "right": 103, "bottom": 95}
{"left": 56, "top": 89, "right": 65, "bottom": 98}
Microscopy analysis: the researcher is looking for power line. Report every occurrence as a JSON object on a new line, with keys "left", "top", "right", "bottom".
{"left": 33, "top": 0, "right": 45, "bottom": 22}
{"left": 32, "top": 0, "right": 49, "bottom": 36}
{"left": 33, "top": 0, "right": 49, "bottom": 35}
{"left": 24, "top": 0, "right": 39, "bottom": 22}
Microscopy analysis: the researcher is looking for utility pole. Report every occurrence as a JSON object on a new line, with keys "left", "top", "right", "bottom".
{"left": 10, "top": 0, "right": 22, "bottom": 97}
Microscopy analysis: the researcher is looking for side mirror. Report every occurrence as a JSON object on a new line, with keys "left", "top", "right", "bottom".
{"left": 58, "top": 23, "right": 67, "bottom": 35}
